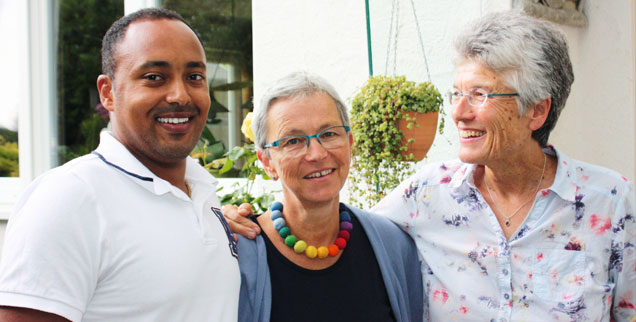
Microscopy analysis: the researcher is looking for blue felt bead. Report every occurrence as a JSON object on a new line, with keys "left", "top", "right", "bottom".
{"left": 339, "top": 211, "right": 351, "bottom": 222}
{"left": 270, "top": 210, "right": 282, "bottom": 220}
{"left": 271, "top": 201, "right": 283, "bottom": 212}
{"left": 272, "top": 217, "right": 286, "bottom": 231}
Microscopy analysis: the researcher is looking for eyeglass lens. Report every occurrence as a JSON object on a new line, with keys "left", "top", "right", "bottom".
{"left": 448, "top": 89, "right": 488, "bottom": 106}
{"left": 277, "top": 126, "right": 349, "bottom": 155}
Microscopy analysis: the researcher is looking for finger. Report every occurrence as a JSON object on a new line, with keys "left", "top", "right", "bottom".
{"left": 222, "top": 205, "right": 260, "bottom": 239}
{"left": 237, "top": 203, "right": 254, "bottom": 217}
{"left": 222, "top": 204, "right": 242, "bottom": 221}
{"left": 222, "top": 204, "right": 257, "bottom": 238}
{"left": 226, "top": 216, "right": 258, "bottom": 239}
{"left": 221, "top": 204, "right": 238, "bottom": 215}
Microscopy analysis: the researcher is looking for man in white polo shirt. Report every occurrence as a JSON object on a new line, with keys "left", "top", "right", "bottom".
{"left": 0, "top": 8, "right": 240, "bottom": 322}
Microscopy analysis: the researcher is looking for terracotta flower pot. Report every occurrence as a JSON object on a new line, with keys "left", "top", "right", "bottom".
{"left": 396, "top": 111, "right": 438, "bottom": 160}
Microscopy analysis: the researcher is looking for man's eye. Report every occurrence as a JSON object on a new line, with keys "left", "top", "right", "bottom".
{"left": 189, "top": 74, "right": 205, "bottom": 81}
{"left": 285, "top": 138, "right": 301, "bottom": 146}
{"left": 145, "top": 74, "right": 163, "bottom": 81}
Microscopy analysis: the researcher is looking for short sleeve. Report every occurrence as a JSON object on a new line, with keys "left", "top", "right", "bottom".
{"left": 0, "top": 172, "right": 103, "bottom": 322}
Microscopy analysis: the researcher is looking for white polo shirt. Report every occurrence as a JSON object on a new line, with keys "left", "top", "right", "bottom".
{"left": 0, "top": 131, "right": 240, "bottom": 322}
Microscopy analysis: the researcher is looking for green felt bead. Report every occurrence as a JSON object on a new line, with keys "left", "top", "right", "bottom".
{"left": 279, "top": 227, "right": 290, "bottom": 238}
{"left": 284, "top": 235, "right": 297, "bottom": 248}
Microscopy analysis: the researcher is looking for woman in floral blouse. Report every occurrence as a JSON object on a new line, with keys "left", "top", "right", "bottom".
{"left": 225, "top": 10, "right": 635, "bottom": 322}
{"left": 372, "top": 10, "right": 635, "bottom": 322}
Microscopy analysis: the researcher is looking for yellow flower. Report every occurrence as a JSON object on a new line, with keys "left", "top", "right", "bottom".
{"left": 241, "top": 112, "right": 255, "bottom": 143}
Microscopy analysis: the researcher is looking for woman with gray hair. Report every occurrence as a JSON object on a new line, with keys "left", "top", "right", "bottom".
{"left": 225, "top": 11, "right": 634, "bottom": 322}
{"left": 231, "top": 71, "right": 423, "bottom": 322}
{"left": 373, "top": 10, "right": 634, "bottom": 321}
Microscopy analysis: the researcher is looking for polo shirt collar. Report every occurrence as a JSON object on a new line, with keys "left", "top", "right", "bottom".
{"left": 94, "top": 131, "right": 217, "bottom": 198}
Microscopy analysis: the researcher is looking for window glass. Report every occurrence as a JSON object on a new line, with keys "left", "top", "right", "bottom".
{"left": 163, "top": 0, "right": 253, "bottom": 176}
{"left": 0, "top": 1, "right": 23, "bottom": 177}
{"left": 56, "top": 0, "right": 124, "bottom": 164}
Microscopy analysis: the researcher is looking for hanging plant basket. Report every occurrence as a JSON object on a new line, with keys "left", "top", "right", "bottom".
{"left": 348, "top": 75, "right": 444, "bottom": 209}
{"left": 397, "top": 111, "right": 438, "bottom": 160}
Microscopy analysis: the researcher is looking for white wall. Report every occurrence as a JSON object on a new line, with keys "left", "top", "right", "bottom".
{"left": 252, "top": 0, "right": 636, "bottom": 182}
{"left": 550, "top": 0, "right": 636, "bottom": 181}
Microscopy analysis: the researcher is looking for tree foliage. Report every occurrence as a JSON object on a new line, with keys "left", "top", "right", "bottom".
{"left": 57, "top": 0, "right": 123, "bottom": 163}
{"left": 0, "top": 129, "right": 19, "bottom": 177}
{"left": 163, "top": 0, "right": 252, "bottom": 74}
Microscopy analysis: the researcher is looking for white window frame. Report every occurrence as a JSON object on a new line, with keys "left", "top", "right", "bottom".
{"left": 1, "top": 0, "right": 156, "bottom": 219}
{"left": 0, "top": 1, "right": 57, "bottom": 219}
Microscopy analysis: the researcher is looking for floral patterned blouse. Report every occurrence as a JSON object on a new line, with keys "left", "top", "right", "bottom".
{"left": 373, "top": 147, "right": 635, "bottom": 322}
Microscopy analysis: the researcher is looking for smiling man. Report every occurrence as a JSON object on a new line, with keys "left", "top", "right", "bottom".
{"left": 0, "top": 8, "right": 239, "bottom": 322}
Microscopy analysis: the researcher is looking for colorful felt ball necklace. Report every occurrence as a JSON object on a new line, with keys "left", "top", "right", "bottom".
{"left": 269, "top": 201, "right": 352, "bottom": 259}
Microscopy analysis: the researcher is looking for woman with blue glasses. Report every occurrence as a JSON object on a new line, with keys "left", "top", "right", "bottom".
{"left": 230, "top": 71, "right": 423, "bottom": 322}
{"left": 227, "top": 11, "right": 634, "bottom": 322}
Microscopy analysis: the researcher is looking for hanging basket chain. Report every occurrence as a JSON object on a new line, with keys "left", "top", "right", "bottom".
{"left": 384, "top": 0, "right": 430, "bottom": 81}
{"left": 409, "top": 0, "right": 431, "bottom": 81}
{"left": 392, "top": 0, "right": 400, "bottom": 76}
{"left": 385, "top": 0, "right": 397, "bottom": 76}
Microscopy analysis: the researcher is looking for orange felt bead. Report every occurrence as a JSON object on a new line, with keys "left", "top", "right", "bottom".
{"left": 317, "top": 246, "right": 329, "bottom": 259}
{"left": 328, "top": 244, "right": 339, "bottom": 256}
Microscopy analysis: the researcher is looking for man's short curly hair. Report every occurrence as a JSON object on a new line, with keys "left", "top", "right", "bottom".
{"left": 101, "top": 8, "right": 204, "bottom": 78}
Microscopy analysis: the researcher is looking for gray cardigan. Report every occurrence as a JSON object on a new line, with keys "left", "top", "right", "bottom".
{"left": 236, "top": 205, "right": 424, "bottom": 322}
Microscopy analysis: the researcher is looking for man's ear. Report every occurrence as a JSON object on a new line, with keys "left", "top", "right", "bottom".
{"left": 97, "top": 74, "right": 115, "bottom": 112}
{"left": 528, "top": 97, "right": 551, "bottom": 131}
{"left": 257, "top": 149, "right": 278, "bottom": 180}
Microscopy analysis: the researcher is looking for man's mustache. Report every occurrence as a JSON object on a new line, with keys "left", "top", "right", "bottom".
{"left": 151, "top": 103, "right": 199, "bottom": 117}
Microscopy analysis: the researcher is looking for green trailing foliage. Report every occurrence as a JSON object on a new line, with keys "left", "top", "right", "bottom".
{"left": 349, "top": 75, "right": 444, "bottom": 208}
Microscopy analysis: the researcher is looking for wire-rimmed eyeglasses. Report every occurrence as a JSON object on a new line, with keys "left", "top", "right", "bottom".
{"left": 447, "top": 88, "right": 519, "bottom": 107}
{"left": 263, "top": 125, "right": 350, "bottom": 156}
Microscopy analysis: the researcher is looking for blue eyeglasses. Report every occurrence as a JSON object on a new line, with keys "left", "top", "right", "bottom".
{"left": 448, "top": 88, "right": 519, "bottom": 107}
{"left": 264, "top": 125, "right": 350, "bottom": 156}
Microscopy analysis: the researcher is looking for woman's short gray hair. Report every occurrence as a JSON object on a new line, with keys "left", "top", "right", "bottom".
{"left": 252, "top": 71, "right": 350, "bottom": 150}
{"left": 453, "top": 11, "right": 574, "bottom": 146}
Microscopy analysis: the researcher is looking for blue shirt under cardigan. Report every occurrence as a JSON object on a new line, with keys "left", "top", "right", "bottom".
{"left": 236, "top": 205, "right": 424, "bottom": 322}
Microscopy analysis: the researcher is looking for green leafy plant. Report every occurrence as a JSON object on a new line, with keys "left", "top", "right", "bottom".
{"left": 214, "top": 144, "right": 274, "bottom": 213}
{"left": 193, "top": 113, "right": 275, "bottom": 213}
{"left": 348, "top": 75, "right": 444, "bottom": 208}
{"left": 0, "top": 130, "right": 19, "bottom": 177}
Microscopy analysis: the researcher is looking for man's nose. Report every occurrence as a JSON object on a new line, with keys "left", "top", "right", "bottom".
{"left": 166, "top": 79, "right": 191, "bottom": 106}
